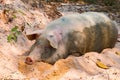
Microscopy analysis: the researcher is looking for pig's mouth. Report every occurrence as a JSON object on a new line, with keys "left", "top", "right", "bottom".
{"left": 25, "top": 57, "right": 34, "bottom": 65}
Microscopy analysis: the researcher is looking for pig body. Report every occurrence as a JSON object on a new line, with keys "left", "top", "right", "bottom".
{"left": 25, "top": 12, "right": 118, "bottom": 64}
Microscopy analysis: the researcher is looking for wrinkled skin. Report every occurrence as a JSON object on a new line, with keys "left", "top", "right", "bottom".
{"left": 25, "top": 12, "right": 118, "bottom": 65}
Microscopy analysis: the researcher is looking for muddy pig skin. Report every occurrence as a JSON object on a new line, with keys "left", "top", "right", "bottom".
{"left": 25, "top": 12, "right": 118, "bottom": 65}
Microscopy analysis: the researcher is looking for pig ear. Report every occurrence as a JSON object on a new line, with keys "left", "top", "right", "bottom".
{"left": 47, "top": 31, "right": 62, "bottom": 49}
{"left": 26, "top": 30, "right": 43, "bottom": 40}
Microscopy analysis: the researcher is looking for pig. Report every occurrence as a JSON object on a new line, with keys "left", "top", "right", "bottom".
{"left": 25, "top": 12, "right": 118, "bottom": 65}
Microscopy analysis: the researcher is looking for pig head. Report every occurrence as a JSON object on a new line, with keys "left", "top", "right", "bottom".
{"left": 25, "top": 29, "right": 67, "bottom": 65}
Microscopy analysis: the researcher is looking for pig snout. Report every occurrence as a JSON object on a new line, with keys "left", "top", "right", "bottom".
{"left": 25, "top": 57, "right": 34, "bottom": 65}
{"left": 25, "top": 43, "right": 42, "bottom": 65}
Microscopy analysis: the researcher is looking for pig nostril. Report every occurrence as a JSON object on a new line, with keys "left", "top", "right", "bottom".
{"left": 25, "top": 57, "right": 33, "bottom": 65}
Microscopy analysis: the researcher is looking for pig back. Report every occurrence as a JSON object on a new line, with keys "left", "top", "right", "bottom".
{"left": 66, "top": 12, "right": 118, "bottom": 55}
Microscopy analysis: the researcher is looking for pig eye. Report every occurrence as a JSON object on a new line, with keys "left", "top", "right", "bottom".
{"left": 44, "top": 47, "right": 49, "bottom": 53}
{"left": 60, "top": 32, "right": 62, "bottom": 35}
{"left": 49, "top": 35, "right": 53, "bottom": 38}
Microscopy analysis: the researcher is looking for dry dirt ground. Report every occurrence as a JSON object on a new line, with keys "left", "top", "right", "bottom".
{"left": 0, "top": 0, "right": 120, "bottom": 79}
